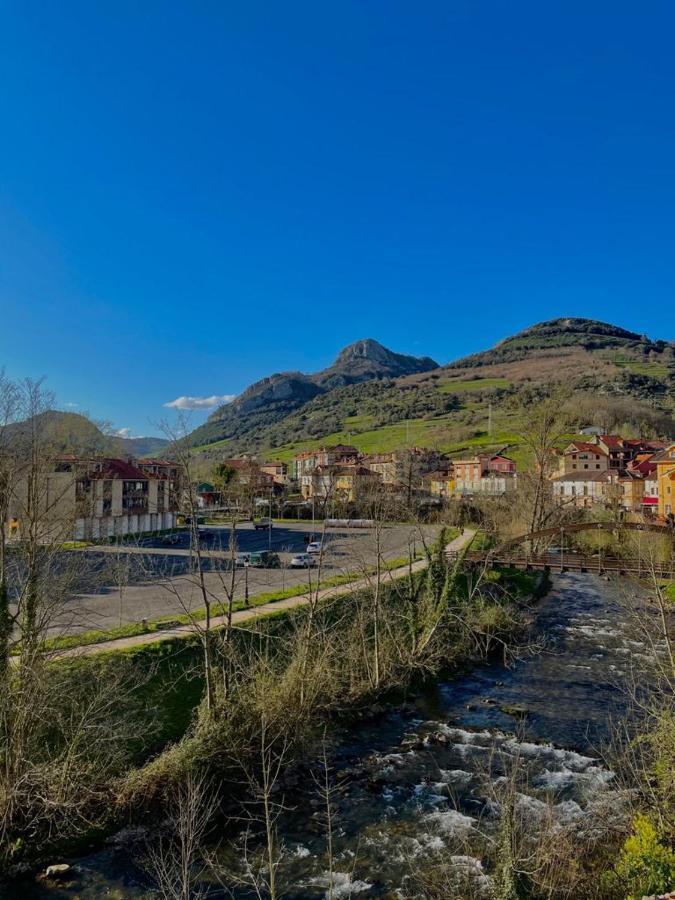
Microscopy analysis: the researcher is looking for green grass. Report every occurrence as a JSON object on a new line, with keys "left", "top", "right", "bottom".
{"left": 602, "top": 352, "right": 671, "bottom": 378}
{"left": 438, "top": 377, "right": 511, "bottom": 394}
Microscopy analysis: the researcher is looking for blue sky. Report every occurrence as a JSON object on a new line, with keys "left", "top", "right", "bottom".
{"left": 1, "top": 1, "right": 674, "bottom": 436}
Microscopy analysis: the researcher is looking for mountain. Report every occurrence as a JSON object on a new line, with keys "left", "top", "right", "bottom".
{"left": 6, "top": 411, "right": 169, "bottom": 459}
{"left": 187, "top": 339, "right": 439, "bottom": 448}
{"left": 188, "top": 318, "right": 674, "bottom": 463}
{"left": 116, "top": 435, "right": 170, "bottom": 457}
{"left": 314, "top": 339, "right": 438, "bottom": 388}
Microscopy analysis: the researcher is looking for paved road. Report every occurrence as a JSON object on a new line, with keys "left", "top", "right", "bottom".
{"left": 56, "top": 529, "right": 476, "bottom": 658}
{"left": 43, "top": 523, "right": 439, "bottom": 638}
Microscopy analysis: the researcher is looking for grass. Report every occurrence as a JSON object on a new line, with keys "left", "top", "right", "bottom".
{"left": 438, "top": 377, "right": 511, "bottom": 394}
{"left": 602, "top": 351, "right": 672, "bottom": 378}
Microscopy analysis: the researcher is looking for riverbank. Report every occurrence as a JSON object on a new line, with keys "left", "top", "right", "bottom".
{"left": 39, "top": 570, "right": 661, "bottom": 900}
{"left": 2, "top": 531, "right": 543, "bottom": 888}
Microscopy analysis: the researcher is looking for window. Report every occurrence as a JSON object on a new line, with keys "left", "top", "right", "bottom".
{"left": 596, "top": 464, "right": 600, "bottom": 469}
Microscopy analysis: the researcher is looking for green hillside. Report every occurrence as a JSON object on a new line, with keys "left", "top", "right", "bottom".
{"left": 192, "top": 318, "right": 674, "bottom": 464}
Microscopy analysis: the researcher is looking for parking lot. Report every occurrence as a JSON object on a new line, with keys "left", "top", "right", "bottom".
{"left": 47, "top": 522, "right": 437, "bottom": 637}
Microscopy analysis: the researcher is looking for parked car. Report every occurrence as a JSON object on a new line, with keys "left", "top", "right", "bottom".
{"left": 235, "top": 553, "right": 251, "bottom": 568}
{"left": 248, "top": 551, "right": 281, "bottom": 569}
{"left": 307, "top": 540, "right": 322, "bottom": 554}
{"left": 289, "top": 553, "right": 316, "bottom": 568}
{"left": 254, "top": 517, "right": 273, "bottom": 531}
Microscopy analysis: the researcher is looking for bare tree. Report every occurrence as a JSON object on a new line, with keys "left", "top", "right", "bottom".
{"left": 144, "top": 771, "right": 218, "bottom": 900}
{"left": 511, "top": 385, "right": 572, "bottom": 550}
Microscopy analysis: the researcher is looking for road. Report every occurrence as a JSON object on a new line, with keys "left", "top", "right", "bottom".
{"left": 55, "top": 529, "right": 476, "bottom": 658}
{"left": 43, "top": 523, "right": 440, "bottom": 638}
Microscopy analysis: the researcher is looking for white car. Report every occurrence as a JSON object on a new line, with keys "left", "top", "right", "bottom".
{"left": 289, "top": 553, "right": 316, "bottom": 568}
{"left": 235, "top": 553, "right": 251, "bottom": 567}
{"left": 307, "top": 541, "right": 322, "bottom": 554}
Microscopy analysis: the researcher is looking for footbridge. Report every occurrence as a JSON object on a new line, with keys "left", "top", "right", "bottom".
{"left": 453, "top": 521, "right": 675, "bottom": 580}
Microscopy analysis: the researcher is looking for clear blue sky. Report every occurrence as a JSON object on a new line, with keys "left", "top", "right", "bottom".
{"left": 1, "top": 1, "right": 674, "bottom": 436}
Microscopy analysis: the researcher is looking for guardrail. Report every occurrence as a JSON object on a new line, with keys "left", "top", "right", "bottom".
{"left": 462, "top": 550, "right": 674, "bottom": 579}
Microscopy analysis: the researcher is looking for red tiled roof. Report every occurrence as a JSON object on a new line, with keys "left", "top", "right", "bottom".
{"left": 89, "top": 458, "right": 149, "bottom": 480}
{"left": 566, "top": 441, "right": 607, "bottom": 454}
{"left": 599, "top": 434, "right": 624, "bottom": 448}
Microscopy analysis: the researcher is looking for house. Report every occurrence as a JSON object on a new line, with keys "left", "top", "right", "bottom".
{"left": 292, "top": 450, "right": 320, "bottom": 481}
{"left": 560, "top": 442, "right": 609, "bottom": 475}
{"left": 452, "top": 454, "right": 491, "bottom": 484}
{"left": 308, "top": 464, "right": 381, "bottom": 502}
{"left": 651, "top": 443, "right": 675, "bottom": 518}
{"left": 551, "top": 470, "right": 622, "bottom": 509}
{"left": 316, "top": 445, "right": 359, "bottom": 467}
{"left": 588, "top": 435, "right": 664, "bottom": 471}
{"left": 626, "top": 454, "right": 659, "bottom": 516}
{"left": 197, "top": 482, "right": 220, "bottom": 508}
{"left": 220, "top": 457, "right": 275, "bottom": 489}
{"left": 489, "top": 454, "right": 516, "bottom": 475}
{"left": 291, "top": 445, "right": 359, "bottom": 481}
{"left": 361, "top": 452, "right": 397, "bottom": 484}
{"left": 260, "top": 461, "right": 289, "bottom": 485}
{"left": 425, "top": 470, "right": 455, "bottom": 498}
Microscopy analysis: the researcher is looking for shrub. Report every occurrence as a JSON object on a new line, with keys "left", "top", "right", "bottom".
{"left": 609, "top": 813, "right": 675, "bottom": 900}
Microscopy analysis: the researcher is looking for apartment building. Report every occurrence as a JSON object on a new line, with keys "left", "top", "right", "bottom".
{"left": 8, "top": 456, "right": 180, "bottom": 541}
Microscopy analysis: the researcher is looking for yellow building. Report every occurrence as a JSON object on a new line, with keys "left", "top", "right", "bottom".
{"left": 652, "top": 443, "right": 675, "bottom": 518}
{"left": 426, "top": 470, "right": 455, "bottom": 498}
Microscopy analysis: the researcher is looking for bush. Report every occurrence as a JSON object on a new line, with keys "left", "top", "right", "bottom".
{"left": 608, "top": 813, "right": 675, "bottom": 900}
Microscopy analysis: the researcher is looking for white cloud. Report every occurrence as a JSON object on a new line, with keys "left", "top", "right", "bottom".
{"left": 115, "top": 427, "right": 135, "bottom": 439}
{"left": 163, "top": 394, "right": 236, "bottom": 410}
{"left": 64, "top": 401, "right": 79, "bottom": 408}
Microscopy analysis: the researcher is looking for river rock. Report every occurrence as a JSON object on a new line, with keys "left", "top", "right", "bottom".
{"left": 44, "top": 864, "right": 72, "bottom": 880}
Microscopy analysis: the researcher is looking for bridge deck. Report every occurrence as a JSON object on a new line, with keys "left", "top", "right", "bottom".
{"left": 457, "top": 550, "right": 674, "bottom": 579}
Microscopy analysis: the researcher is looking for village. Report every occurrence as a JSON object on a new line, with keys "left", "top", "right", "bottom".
{"left": 6, "top": 431, "right": 674, "bottom": 545}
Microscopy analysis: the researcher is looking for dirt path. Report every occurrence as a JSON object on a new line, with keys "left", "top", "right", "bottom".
{"left": 54, "top": 530, "right": 476, "bottom": 659}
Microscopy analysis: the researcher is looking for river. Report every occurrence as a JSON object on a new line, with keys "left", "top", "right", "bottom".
{"left": 13, "top": 571, "right": 661, "bottom": 899}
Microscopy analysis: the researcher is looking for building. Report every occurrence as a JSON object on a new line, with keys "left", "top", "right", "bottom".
{"left": 651, "top": 443, "right": 675, "bottom": 518}
{"left": 559, "top": 442, "right": 609, "bottom": 475}
{"left": 260, "top": 461, "right": 289, "bottom": 485}
{"left": 316, "top": 445, "right": 359, "bottom": 467}
{"left": 361, "top": 452, "right": 397, "bottom": 485}
{"left": 361, "top": 448, "right": 449, "bottom": 488}
{"left": 488, "top": 454, "right": 517, "bottom": 475}
{"left": 306, "top": 464, "right": 381, "bottom": 502}
{"left": 588, "top": 435, "right": 665, "bottom": 471}
{"left": 454, "top": 473, "right": 517, "bottom": 498}
{"left": 451, "top": 454, "right": 491, "bottom": 484}
{"left": 551, "top": 470, "right": 622, "bottom": 509}
{"left": 9, "top": 456, "right": 180, "bottom": 541}
{"left": 292, "top": 450, "right": 320, "bottom": 481}
{"left": 425, "top": 470, "right": 455, "bottom": 499}
{"left": 221, "top": 457, "right": 276, "bottom": 489}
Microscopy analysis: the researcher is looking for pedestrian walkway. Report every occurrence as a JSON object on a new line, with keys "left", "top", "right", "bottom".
{"left": 54, "top": 529, "right": 476, "bottom": 660}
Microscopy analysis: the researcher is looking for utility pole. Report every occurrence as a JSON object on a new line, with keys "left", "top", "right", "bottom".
{"left": 488, "top": 402, "right": 493, "bottom": 437}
